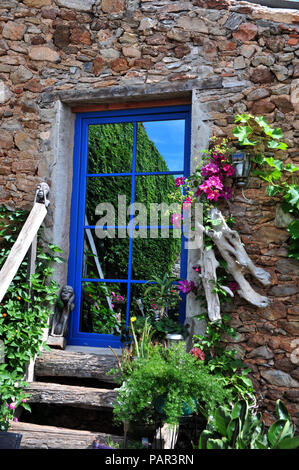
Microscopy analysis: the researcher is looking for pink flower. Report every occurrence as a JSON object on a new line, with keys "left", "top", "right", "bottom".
{"left": 21, "top": 399, "right": 27, "bottom": 403}
{"left": 182, "top": 196, "right": 193, "bottom": 210}
{"left": 171, "top": 213, "right": 183, "bottom": 228}
{"left": 199, "top": 175, "right": 223, "bottom": 192}
{"left": 13, "top": 417, "right": 18, "bottom": 422}
{"left": 193, "top": 265, "right": 201, "bottom": 273}
{"left": 201, "top": 162, "right": 220, "bottom": 177}
{"left": 222, "top": 164, "right": 235, "bottom": 177}
{"left": 9, "top": 403, "right": 16, "bottom": 410}
{"left": 206, "top": 189, "right": 221, "bottom": 201}
{"left": 189, "top": 347, "right": 205, "bottom": 361}
{"left": 175, "top": 177, "right": 185, "bottom": 187}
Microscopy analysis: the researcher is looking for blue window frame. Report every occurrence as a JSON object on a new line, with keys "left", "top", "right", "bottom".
{"left": 67, "top": 105, "right": 191, "bottom": 348}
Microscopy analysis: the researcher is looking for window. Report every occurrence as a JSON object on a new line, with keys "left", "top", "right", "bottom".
{"left": 68, "top": 105, "right": 191, "bottom": 348}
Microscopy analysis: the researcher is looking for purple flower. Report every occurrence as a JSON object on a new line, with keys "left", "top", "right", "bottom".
{"left": 175, "top": 177, "right": 185, "bottom": 187}
{"left": 222, "top": 163, "right": 235, "bottom": 177}
{"left": 228, "top": 282, "right": 239, "bottom": 292}
{"left": 212, "top": 151, "right": 226, "bottom": 162}
{"left": 200, "top": 175, "right": 223, "bottom": 192}
{"left": 201, "top": 162, "right": 220, "bottom": 177}
{"left": 178, "top": 280, "right": 197, "bottom": 294}
{"left": 219, "top": 186, "right": 233, "bottom": 200}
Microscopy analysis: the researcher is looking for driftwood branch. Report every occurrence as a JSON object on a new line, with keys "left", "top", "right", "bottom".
{"left": 196, "top": 208, "right": 271, "bottom": 310}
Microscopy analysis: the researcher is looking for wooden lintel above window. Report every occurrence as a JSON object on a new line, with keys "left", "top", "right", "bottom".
{"left": 71, "top": 97, "right": 192, "bottom": 113}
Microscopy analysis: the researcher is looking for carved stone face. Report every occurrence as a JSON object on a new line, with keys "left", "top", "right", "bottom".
{"left": 61, "top": 286, "right": 74, "bottom": 302}
{"left": 37, "top": 182, "right": 49, "bottom": 199}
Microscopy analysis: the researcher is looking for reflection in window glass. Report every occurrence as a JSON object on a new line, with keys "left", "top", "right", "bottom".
{"left": 136, "top": 121, "right": 185, "bottom": 173}
{"left": 85, "top": 176, "right": 132, "bottom": 226}
{"left": 82, "top": 229, "right": 130, "bottom": 280}
{"left": 87, "top": 123, "right": 134, "bottom": 174}
{"left": 80, "top": 282, "right": 127, "bottom": 334}
{"left": 131, "top": 230, "right": 181, "bottom": 281}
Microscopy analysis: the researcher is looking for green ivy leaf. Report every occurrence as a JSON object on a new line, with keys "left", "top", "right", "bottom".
{"left": 266, "top": 185, "right": 281, "bottom": 197}
{"left": 277, "top": 436, "right": 299, "bottom": 449}
{"left": 287, "top": 220, "right": 299, "bottom": 240}
{"left": 276, "top": 400, "right": 290, "bottom": 421}
{"left": 284, "top": 164, "right": 299, "bottom": 173}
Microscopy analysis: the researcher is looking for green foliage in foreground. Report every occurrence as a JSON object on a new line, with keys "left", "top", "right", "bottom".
{"left": 0, "top": 205, "right": 63, "bottom": 430}
{"left": 197, "top": 399, "right": 299, "bottom": 450}
{"left": 110, "top": 342, "right": 233, "bottom": 426}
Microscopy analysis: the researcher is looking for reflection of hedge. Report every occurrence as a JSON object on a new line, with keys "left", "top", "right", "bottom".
{"left": 86, "top": 122, "right": 181, "bottom": 282}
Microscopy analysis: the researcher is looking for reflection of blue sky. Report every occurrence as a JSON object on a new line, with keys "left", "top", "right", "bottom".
{"left": 143, "top": 120, "right": 185, "bottom": 172}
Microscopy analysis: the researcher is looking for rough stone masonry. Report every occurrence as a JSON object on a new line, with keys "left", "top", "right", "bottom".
{"left": 0, "top": 0, "right": 298, "bottom": 427}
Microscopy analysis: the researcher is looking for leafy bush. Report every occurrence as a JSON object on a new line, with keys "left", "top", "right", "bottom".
{"left": 197, "top": 399, "right": 299, "bottom": 449}
{"left": 111, "top": 342, "right": 233, "bottom": 426}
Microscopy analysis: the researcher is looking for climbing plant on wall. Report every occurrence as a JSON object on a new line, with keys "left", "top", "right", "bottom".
{"left": 232, "top": 114, "right": 299, "bottom": 260}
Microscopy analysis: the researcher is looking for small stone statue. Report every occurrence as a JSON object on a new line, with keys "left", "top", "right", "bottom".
{"left": 34, "top": 182, "right": 50, "bottom": 208}
{"left": 51, "top": 285, "right": 75, "bottom": 337}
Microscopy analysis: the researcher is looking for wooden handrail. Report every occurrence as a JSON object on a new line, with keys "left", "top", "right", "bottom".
{"left": 0, "top": 183, "right": 49, "bottom": 304}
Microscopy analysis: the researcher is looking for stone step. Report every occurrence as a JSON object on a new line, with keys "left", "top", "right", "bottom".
{"left": 34, "top": 349, "right": 120, "bottom": 384}
{"left": 9, "top": 421, "right": 123, "bottom": 449}
{"left": 27, "top": 381, "right": 118, "bottom": 409}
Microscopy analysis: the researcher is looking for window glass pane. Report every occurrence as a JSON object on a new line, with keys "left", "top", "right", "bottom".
{"left": 136, "top": 120, "right": 185, "bottom": 173}
{"left": 132, "top": 174, "right": 181, "bottom": 227}
{"left": 85, "top": 176, "right": 132, "bottom": 226}
{"left": 82, "top": 229, "right": 130, "bottom": 280}
{"left": 87, "top": 123, "right": 134, "bottom": 174}
{"left": 80, "top": 282, "right": 127, "bottom": 334}
{"left": 131, "top": 229, "right": 181, "bottom": 281}
{"left": 129, "top": 282, "right": 181, "bottom": 323}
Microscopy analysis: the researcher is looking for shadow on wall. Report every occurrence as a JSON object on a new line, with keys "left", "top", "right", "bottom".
{"left": 246, "top": 0, "right": 299, "bottom": 9}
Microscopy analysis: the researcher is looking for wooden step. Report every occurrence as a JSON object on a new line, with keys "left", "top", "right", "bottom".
{"left": 27, "top": 381, "right": 118, "bottom": 409}
{"left": 34, "top": 350, "right": 120, "bottom": 383}
{"left": 9, "top": 421, "right": 123, "bottom": 449}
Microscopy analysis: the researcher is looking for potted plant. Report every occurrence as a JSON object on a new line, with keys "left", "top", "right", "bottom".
{"left": 143, "top": 273, "right": 181, "bottom": 320}
{"left": 110, "top": 323, "right": 233, "bottom": 444}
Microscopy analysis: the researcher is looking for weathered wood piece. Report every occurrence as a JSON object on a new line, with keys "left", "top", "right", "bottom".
{"left": 27, "top": 381, "right": 118, "bottom": 409}
{"left": 197, "top": 208, "right": 271, "bottom": 309}
{"left": 0, "top": 202, "right": 47, "bottom": 304}
{"left": 34, "top": 350, "right": 119, "bottom": 383}
{"left": 198, "top": 248, "right": 221, "bottom": 322}
{"left": 9, "top": 422, "right": 123, "bottom": 449}
{"left": 153, "top": 423, "right": 179, "bottom": 449}
{"left": 47, "top": 335, "right": 66, "bottom": 350}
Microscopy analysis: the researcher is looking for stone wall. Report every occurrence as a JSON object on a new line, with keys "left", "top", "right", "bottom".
{"left": 0, "top": 0, "right": 298, "bottom": 426}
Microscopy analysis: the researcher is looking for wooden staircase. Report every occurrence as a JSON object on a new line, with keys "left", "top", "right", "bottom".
{"left": 9, "top": 349, "right": 124, "bottom": 449}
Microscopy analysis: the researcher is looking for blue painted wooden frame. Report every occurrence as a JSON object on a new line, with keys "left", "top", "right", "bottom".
{"left": 67, "top": 105, "right": 192, "bottom": 348}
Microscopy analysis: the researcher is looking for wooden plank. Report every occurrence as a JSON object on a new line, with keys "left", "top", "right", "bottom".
{"left": 34, "top": 350, "right": 119, "bottom": 383}
{"left": 72, "top": 97, "right": 191, "bottom": 113}
{"left": 27, "top": 381, "right": 118, "bottom": 409}
{"left": 0, "top": 203, "right": 47, "bottom": 304}
{"left": 9, "top": 422, "right": 123, "bottom": 449}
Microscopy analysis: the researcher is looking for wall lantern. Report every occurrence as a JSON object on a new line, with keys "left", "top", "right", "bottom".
{"left": 231, "top": 152, "right": 251, "bottom": 187}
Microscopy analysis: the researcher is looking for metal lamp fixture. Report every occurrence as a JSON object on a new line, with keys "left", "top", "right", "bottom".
{"left": 231, "top": 152, "right": 251, "bottom": 187}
